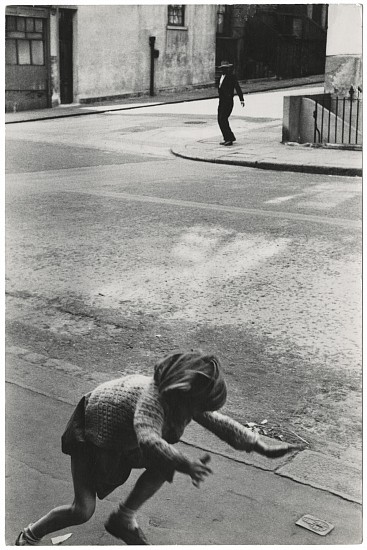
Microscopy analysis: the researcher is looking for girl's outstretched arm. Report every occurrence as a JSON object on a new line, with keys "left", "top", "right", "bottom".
{"left": 194, "top": 411, "right": 301, "bottom": 457}
{"left": 134, "top": 384, "right": 212, "bottom": 484}
{"left": 253, "top": 438, "right": 301, "bottom": 457}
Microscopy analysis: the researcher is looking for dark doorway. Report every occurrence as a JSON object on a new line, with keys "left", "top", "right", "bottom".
{"left": 59, "top": 9, "right": 73, "bottom": 104}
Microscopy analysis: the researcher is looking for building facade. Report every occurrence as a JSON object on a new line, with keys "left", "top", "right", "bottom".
{"left": 282, "top": 3, "right": 362, "bottom": 146}
{"left": 8, "top": 4, "right": 360, "bottom": 114}
{"left": 5, "top": 4, "right": 217, "bottom": 112}
{"left": 216, "top": 4, "right": 328, "bottom": 81}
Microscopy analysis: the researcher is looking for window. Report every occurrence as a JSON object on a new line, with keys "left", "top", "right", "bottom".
{"left": 312, "top": 4, "right": 323, "bottom": 26}
{"left": 5, "top": 39, "right": 17, "bottom": 64}
{"left": 292, "top": 18, "right": 303, "bottom": 38}
{"left": 31, "top": 40, "right": 44, "bottom": 65}
{"left": 216, "top": 5, "right": 232, "bottom": 36}
{"left": 18, "top": 39, "right": 31, "bottom": 64}
{"left": 5, "top": 15, "right": 45, "bottom": 65}
{"left": 217, "top": 5, "right": 226, "bottom": 34}
{"left": 168, "top": 5, "right": 185, "bottom": 26}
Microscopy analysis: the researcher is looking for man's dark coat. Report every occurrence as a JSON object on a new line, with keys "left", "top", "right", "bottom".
{"left": 217, "top": 73, "right": 244, "bottom": 142}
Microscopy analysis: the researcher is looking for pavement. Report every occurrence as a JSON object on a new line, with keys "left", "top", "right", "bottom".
{"left": 171, "top": 124, "right": 362, "bottom": 177}
{"left": 5, "top": 346, "right": 363, "bottom": 545}
{"left": 5, "top": 75, "right": 325, "bottom": 124}
{"left": 5, "top": 74, "right": 362, "bottom": 177}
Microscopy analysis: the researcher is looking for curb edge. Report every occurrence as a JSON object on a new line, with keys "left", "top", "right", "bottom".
{"left": 170, "top": 148, "right": 362, "bottom": 177}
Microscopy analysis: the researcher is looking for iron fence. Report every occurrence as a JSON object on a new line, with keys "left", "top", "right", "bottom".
{"left": 313, "top": 88, "right": 362, "bottom": 146}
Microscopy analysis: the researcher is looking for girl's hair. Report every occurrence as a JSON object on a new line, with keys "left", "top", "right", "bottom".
{"left": 154, "top": 350, "right": 227, "bottom": 411}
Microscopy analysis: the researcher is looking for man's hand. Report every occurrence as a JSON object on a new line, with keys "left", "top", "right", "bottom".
{"left": 189, "top": 454, "right": 212, "bottom": 487}
{"left": 241, "top": 101, "right": 245, "bottom": 107}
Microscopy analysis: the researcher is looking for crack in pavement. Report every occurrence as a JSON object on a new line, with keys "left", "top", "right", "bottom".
{"left": 6, "top": 290, "right": 140, "bottom": 331}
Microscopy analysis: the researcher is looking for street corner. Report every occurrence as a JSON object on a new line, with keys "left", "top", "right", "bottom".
{"left": 171, "top": 136, "right": 363, "bottom": 176}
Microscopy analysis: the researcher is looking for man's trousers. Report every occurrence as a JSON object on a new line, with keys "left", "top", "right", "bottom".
{"left": 218, "top": 98, "right": 235, "bottom": 142}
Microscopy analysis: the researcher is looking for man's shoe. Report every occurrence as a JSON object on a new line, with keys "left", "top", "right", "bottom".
{"left": 224, "top": 141, "right": 233, "bottom": 146}
{"left": 105, "top": 513, "right": 150, "bottom": 545}
{"left": 220, "top": 141, "right": 227, "bottom": 145}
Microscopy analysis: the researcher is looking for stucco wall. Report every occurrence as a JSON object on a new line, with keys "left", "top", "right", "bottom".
{"left": 74, "top": 5, "right": 217, "bottom": 101}
{"left": 324, "top": 55, "right": 362, "bottom": 97}
{"left": 324, "top": 4, "right": 362, "bottom": 96}
{"left": 326, "top": 4, "right": 362, "bottom": 56}
{"left": 161, "top": 4, "right": 217, "bottom": 88}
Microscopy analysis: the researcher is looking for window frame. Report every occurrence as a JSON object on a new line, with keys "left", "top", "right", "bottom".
{"left": 5, "top": 15, "right": 45, "bottom": 66}
{"left": 167, "top": 5, "right": 185, "bottom": 27}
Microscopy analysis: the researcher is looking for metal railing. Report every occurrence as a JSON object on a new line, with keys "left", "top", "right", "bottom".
{"left": 313, "top": 88, "right": 362, "bottom": 146}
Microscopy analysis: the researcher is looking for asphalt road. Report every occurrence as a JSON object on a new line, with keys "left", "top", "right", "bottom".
{"left": 6, "top": 95, "right": 362, "bottom": 472}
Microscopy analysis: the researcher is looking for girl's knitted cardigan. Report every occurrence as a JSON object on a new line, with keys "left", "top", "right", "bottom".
{"left": 84, "top": 374, "right": 258, "bottom": 480}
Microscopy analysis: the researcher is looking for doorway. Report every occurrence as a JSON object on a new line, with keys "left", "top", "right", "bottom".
{"left": 59, "top": 9, "right": 73, "bottom": 104}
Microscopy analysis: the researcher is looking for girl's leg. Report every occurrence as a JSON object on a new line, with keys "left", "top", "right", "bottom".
{"left": 105, "top": 469, "right": 166, "bottom": 544}
{"left": 124, "top": 468, "right": 166, "bottom": 512}
{"left": 25, "top": 449, "right": 96, "bottom": 541}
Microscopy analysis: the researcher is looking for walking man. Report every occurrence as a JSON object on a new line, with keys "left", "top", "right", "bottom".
{"left": 217, "top": 61, "right": 244, "bottom": 146}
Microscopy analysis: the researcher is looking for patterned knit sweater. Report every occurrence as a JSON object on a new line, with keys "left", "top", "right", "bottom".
{"left": 84, "top": 374, "right": 258, "bottom": 480}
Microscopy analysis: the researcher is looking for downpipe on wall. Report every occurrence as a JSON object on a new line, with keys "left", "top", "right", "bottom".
{"left": 149, "top": 36, "right": 160, "bottom": 96}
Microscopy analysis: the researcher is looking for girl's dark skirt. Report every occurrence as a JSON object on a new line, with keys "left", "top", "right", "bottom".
{"left": 62, "top": 394, "right": 146, "bottom": 500}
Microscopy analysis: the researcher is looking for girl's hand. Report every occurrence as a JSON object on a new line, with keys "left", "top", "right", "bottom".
{"left": 189, "top": 454, "right": 212, "bottom": 487}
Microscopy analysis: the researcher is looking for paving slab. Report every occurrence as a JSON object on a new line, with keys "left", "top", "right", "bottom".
{"left": 276, "top": 450, "right": 362, "bottom": 504}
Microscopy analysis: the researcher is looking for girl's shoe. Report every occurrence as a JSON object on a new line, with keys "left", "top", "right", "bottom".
{"left": 15, "top": 531, "right": 35, "bottom": 546}
{"left": 15, "top": 532, "right": 26, "bottom": 546}
{"left": 15, "top": 525, "right": 40, "bottom": 546}
{"left": 105, "top": 512, "right": 150, "bottom": 545}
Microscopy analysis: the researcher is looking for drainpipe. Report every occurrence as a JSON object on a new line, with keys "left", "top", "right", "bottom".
{"left": 149, "top": 36, "right": 159, "bottom": 96}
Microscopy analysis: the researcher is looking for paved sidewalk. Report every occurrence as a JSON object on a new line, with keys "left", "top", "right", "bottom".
{"left": 5, "top": 74, "right": 324, "bottom": 124}
{"left": 6, "top": 347, "right": 363, "bottom": 545}
{"left": 171, "top": 122, "right": 363, "bottom": 177}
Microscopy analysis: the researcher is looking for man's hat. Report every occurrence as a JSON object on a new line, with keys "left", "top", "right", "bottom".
{"left": 218, "top": 60, "right": 233, "bottom": 68}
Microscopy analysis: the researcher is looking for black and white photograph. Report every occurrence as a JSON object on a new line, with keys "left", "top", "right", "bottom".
{"left": 5, "top": 1, "right": 362, "bottom": 546}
